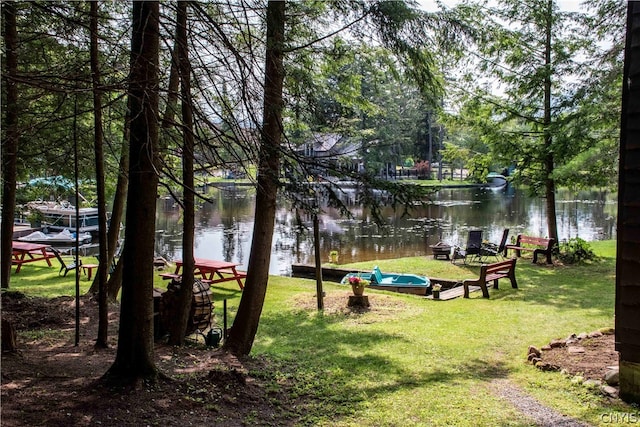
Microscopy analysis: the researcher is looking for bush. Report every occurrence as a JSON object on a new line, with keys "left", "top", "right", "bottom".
{"left": 415, "top": 160, "right": 430, "bottom": 178}
{"left": 559, "top": 237, "right": 598, "bottom": 264}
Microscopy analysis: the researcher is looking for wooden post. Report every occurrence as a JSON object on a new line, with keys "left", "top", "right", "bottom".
{"left": 313, "top": 214, "right": 324, "bottom": 311}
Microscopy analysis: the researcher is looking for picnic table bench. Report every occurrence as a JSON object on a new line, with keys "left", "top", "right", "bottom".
{"left": 463, "top": 258, "right": 518, "bottom": 298}
{"left": 505, "top": 234, "right": 555, "bottom": 264}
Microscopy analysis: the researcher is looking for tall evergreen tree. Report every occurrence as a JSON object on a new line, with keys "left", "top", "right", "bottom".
{"left": 1, "top": 1, "right": 19, "bottom": 289}
{"left": 446, "top": 0, "right": 618, "bottom": 245}
{"left": 89, "top": 0, "right": 109, "bottom": 349}
{"left": 104, "top": 0, "right": 161, "bottom": 384}
{"left": 167, "top": 0, "right": 196, "bottom": 346}
{"left": 225, "top": 0, "right": 443, "bottom": 355}
{"left": 224, "top": 0, "right": 285, "bottom": 356}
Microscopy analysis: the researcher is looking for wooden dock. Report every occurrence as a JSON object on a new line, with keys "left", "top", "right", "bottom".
{"left": 291, "top": 264, "right": 365, "bottom": 282}
{"left": 426, "top": 285, "right": 481, "bottom": 300}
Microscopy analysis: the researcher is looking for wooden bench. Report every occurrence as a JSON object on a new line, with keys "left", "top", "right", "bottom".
{"left": 463, "top": 258, "right": 518, "bottom": 298}
{"left": 505, "top": 235, "right": 555, "bottom": 264}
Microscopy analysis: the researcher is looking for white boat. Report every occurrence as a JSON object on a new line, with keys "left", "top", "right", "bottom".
{"left": 18, "top": 229, "right": 92, "bottom": 246}
{"left": 485, "top": 172, "right": 508, "bottom": 188}
{"left": 27, "top": 202, "right": 100, "bottom": 234}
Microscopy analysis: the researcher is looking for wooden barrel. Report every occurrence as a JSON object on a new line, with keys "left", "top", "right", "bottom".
{"left": 159, "top": 278, "right": 214, "bottom": 336}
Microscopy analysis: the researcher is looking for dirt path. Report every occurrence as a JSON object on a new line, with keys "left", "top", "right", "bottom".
{"left": 490, "top": 379, "right": 592, "bottom": 427}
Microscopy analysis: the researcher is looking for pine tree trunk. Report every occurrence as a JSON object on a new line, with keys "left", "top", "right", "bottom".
{"left": 168, "top": 0, "right": 195, "bottom": 346}
{"left": 104, "top": 0, "right": 161, "bottom": 385}
{"left": 88, "top": 111, "right": 129, "bottom": 301}
{"left": 1, "top": 2, "right": 19, "bottom": 289}
{"left": 104, "top": 137, "right": 129, "bottom": 301}
{"left": 90, "top": 0, "right": 109, "bottom": 348}
{"left": 543, "top": 0, "right": 559, "bottom": 246}
{"left": 225, "top": 1, "right": 285, "bottom": 356}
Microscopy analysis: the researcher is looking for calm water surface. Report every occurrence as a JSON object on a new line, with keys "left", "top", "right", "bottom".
{"left": 154, "top": 185, "right": 617, "bottom": 276}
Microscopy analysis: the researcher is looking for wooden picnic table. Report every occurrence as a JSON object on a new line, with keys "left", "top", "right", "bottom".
{"left": 11, "top": 241, "right": 55, "bottom": 273}
{"left": 161, "top": 258, "right": 246, "bottom": 290}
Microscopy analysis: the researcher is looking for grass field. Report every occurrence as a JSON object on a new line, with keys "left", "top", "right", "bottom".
{"left": 5, "top": 240, "right": 635, "bottom": 426}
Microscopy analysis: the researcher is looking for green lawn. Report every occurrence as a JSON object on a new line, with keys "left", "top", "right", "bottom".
{"left": 4, "top": 240, "right": 632, "bottom": 426}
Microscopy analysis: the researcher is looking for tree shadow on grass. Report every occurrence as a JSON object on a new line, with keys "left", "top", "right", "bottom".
{"left": 257, "top": 307, "right": 512, "bottom": 421}
{"left": 1, "top": 286, "right": 516, "bottom": 427}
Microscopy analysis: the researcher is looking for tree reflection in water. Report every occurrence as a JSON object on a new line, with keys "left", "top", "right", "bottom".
{"left": 154, "top": 186, "right": 617, "bottom": 276}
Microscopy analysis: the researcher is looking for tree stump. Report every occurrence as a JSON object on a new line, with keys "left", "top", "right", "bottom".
{"left": 1, "top": 317, "right": 17, "bottom": 353}
{"left": 348, "top": 295, "right": 370, "bottom": 308}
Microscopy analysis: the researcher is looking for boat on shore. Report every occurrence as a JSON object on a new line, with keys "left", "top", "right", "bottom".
{"left": 18, "top": 229, "right": 92, "bottom": 246}
{"left": 341, "top": 266, "right": 431, "bottom": 296}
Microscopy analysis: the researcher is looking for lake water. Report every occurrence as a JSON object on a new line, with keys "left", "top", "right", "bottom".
{"left": 154, "top": 185, "right": 617, "bottom": 276}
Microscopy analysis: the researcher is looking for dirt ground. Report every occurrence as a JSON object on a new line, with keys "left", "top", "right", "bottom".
{"left": 538, "top": 333, "right": 618, "bottom": 380}
{"left": 0, "top": 291, "right": 618, "bottom": 426}
{"left": 1, "top": 291, "right": 306, "bottom": 427}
